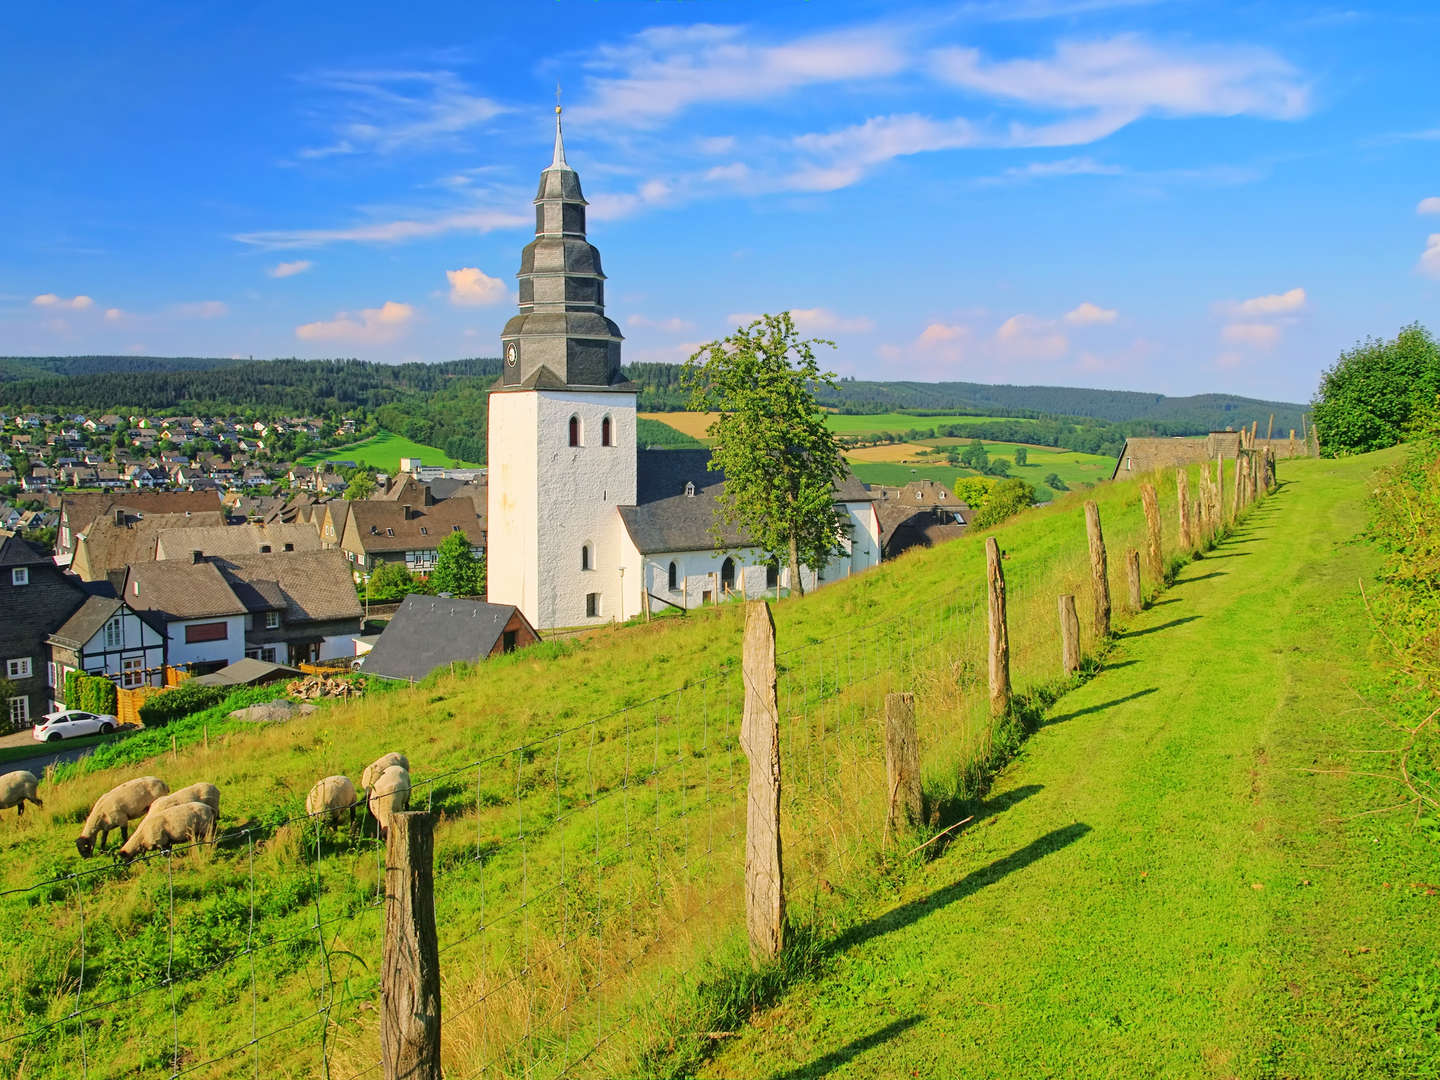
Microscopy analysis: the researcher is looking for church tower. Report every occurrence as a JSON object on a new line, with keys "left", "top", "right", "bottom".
{"left": 487, "top": 105, "right": 638, "bottom": 630}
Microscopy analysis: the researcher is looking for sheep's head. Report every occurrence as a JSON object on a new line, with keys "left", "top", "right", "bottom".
{"left": 75, "top": 836, "right": 95, "bottom": 859}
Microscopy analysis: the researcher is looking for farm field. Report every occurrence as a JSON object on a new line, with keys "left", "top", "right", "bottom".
{"left": 297, "top": 429, "right": 480, "bottom": 472}
{"left": 847, "top": 440, "right": 1115, "bottom": 502}
{"left": 706, "top": 449, "right": 1438, "bottom": 1078}
{"left": 640, "top": 411, "right": 1029, "bottom": 442}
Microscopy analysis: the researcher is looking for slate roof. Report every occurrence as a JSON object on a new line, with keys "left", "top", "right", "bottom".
{"left": 60, "top": 490, "right": 222, "bottom": 535}
{"left": 212, "top": 550, "right": 362, "bottom": 622}
{"left": 71, "top": 510, "right": 229, "bottom": 580}
{"left": 49, "top": 595, "right": 125, "bottom": 649}
{"left": 344, "top": 497, "right": 484, "bottom": 555}
{"left": 617, "top": 450, "right": 874, "bottom": 556}
{"left": 362, "top": 595, "right": 532, "bottom": 682}
{"left": 123, "top": 560, "right": 247, "bottom": 621}
{"left": 0, "top": 533, "right": 49, "bottom": 568}
{"left": 190, "top": 658, "right": 301, "bottom": 687}
{"left": 1111, "top": 437, "right": 1219, "bottom": 480}
{"left": 154, "top": 523, "right": 322, "bottom": 561}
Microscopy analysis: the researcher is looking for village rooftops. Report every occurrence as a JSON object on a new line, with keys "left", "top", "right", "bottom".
{"left": 211, "top": 550, "right": 362, "bottom": 623}
{"left": 153, "top": 522, "right": 322, "bottom": 561}
{"left": 123, "top": 559, "right": 248, "bottom": 622}
{"left": 48, "top": 594, "right": 163, "bottom": 650}
{"left": 362, "top": 594, "right": 537, "bottom": 682}
{"left": 343, "top": 497, "right": 484, "bottom": 555}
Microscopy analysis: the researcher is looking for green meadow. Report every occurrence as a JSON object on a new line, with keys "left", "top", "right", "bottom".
{"left": 822, "top": 412, "right": 1031, "bottom": 434}
{"left": 298, "top": 429, "right": 480, "bottom": 473}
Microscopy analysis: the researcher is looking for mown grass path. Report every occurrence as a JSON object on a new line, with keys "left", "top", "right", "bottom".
{"left": 705, "top": 451, "right": 1438, "bottom": 1079}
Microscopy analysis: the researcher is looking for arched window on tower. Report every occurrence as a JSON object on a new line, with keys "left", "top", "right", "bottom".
{"left": 581, "top": 542, "right": 592, "bottom": 571}
{"left": 569, "top": 415, "right": 580, "bottom": 447}
{"left": 720, "top": 556, "right": 736, "bottom": 594}
{"left": 601, "top": 416, "right": 612, "bottom": 446}
{"left": 668, "top": 561, "right": 678, "bottom": 591}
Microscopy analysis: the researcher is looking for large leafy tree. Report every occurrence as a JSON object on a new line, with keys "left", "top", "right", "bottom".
{"left": 431, "top": 530, "right": 486, "bottom": 596}
{"left": 1313, "top": 322, "right": 1440, "bottom": 455}
{"left": 683, "top": 312, "right": 850, "bottom": 597}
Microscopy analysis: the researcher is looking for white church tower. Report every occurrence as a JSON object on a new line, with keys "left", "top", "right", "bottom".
{"left": 487, "top": 105, "right": 637, "bottom": 630}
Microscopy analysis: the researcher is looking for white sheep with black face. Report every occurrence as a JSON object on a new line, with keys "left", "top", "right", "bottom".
{"left": 367, "top": 766, "right": 410, "bottom": 840}
{"left": 305, "top": 775, "right": 358, "bottom": 829}
{"left": 76, "top": 776, "right": 169, "bottom": 857}
{"left": 0, "top": 771, "right": 43, "bottom": 817}
{"left": 118, "top": 802, "right": 217, "bottom": 863}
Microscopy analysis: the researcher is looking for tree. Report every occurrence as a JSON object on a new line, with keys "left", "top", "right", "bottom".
{"left": 344, "top": 471, "right": 376, "bottom": 500}
{"left": 952, "top": 476, "right": 994, "bottom": 505}
{"left": 366, "top": 561, "right": 416, "bottom": 601}
{"left": 984, "top": 458, "right": 1011, "bottom": 477}
{"left": 970, "top": 478, "right": 1036, "bottom": 529}
{"left": 682, "top": 312, "right": 850, "bottom": 597}
{"left": 960, "top": 439, "right": 989, "bottom": 471}
{"left": 431, "top": 531, "right": 485, "bottom": 596}
{"left": 1043, "top": 472, "right": 1068, "bottom": 492}
{"left": 1312, "top": 322, "right": 1440, "bottom": 455}
{"left": 1013, "top": 446, "right": 1028, "bottom": 467}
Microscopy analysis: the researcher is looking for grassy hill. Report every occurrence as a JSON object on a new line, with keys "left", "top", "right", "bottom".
{"left": 0, "top": 451, "right": 1421, "bottom": 1079}
{"left": 298, "top": 429, "right": 481, "bottom": 472}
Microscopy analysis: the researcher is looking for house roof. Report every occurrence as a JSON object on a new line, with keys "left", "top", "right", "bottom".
{"left": 48, "top": 595, "right": 163, "bottom": 649}
{"left": 1110, "top": 437, "right": 1218, "bottom": 480}
{"left": 617, "top": 449, "right": 873, "bottom": 556}
{"left": 362, "top": 594, "right": 533, "bottom": 682}
{"left": 123, "top": 559, "right": 247, "bottom": 621}
{"left": 344, "top": 497, "right": 484, "bottom": 554}
{"left": 154, "top": 523, "right": 322, "bottom": 561}
{"left": 60, "top": 490, "right": 222, "bottom": 533}
{"left": 71, "top": 510, "right": 228, "bottom": 580}
{"left": 212, "top": 550, "right": 362, "bottom": 622}
{"left": 0, "top": 533, "right": 50, "bottom": 568}
{"left": 190, "top": 657, "right": 301, "bottom": 687}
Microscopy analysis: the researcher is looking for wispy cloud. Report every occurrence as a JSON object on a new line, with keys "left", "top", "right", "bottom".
{"left": 1222, "top": 286, "right": 1306, "bottom": 317}
{"left": 233, "top": 207, "right": 528, "bottom": 250}
{"left": 445, "top": 267, "right": 507, "bottom": 306}
{"left": 1418, "top": 197, "right": 1440, "bottom": 215}
{"left": 995, "top": 313, "right": 1069, "bottom": 359}
{"left": 172, "top": 300, "right": 228, "bottom": 319}
{"left": 726, "top": 307, "right": 875, "bottom": 334}
{"left": 296, "top": 69, "right": 507, "bottom": 158}
{"left": 268, "top": 260, "right": 313, "bottom": 278}
{"left": 1420, "top": 234, "right": 1440, "bottom": 278}
{"left": 1221, "top": 322, "right": 1280, "bottom": 347}
{"left": 1064, "top": 301, "right": 1119, "bottom": 325}
{"left": 295, "top": 301, "right": 415, "bottom": 343}
{"left": 627, "top": 314, "right": 697, "bottom": 332}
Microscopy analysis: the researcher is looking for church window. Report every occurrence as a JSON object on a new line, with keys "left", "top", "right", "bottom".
{"left": 720, "top": 557, "right": 736, "bottom": 593}
{"left": 766, "top": 562, "right": 779, "bottom": 589}
{"left": 581, "top": 543, "right": 592, "bottom": 571}
{"left": 601, "top": 416, "right": 612, "bottom": 446}
{"left": 586, "top": 592, "right": 599, "bottom": 617}
{"left": 668, "top": 561, "right": 678, "bottom": 591}
{"left": 569, "top": 415, "right": 581, "bottom": 447}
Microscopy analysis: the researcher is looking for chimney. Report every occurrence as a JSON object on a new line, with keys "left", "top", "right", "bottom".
{"left": 113, "top": 508, "right": 125, "bottom": 526}
{"left": 402, "top": 504, "right": 412, "bottom": 520}
{"left": 423, "top": 487, "right": 435, "bottom": 507}
{"left": 191, "top": 550, "right": 203, "bottom": 564}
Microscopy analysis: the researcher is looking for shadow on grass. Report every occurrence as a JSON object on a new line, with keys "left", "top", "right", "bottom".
{"left": 1203, "top": 552, "right": 1251, "bottom": 560}
{"left": 1172, "top": 571, "right": 1227, "bottom": 585}
{"left": 1100, "top": 659, "right": 1140, "bottom": 671}
{"left": 1040, "top": 688, "right": 1158, "bottom": 728}
{"left": 1121, "top": 615, "right": 1201, "bottom": 638}
{"left": 768, "top": 1015, "right": 924, "bottom": 1080}
{"left": 828, "top": 823, "right": 1092, "bottom": 955}
{"left": 975, "top": 782, "right": 1043, "bottom": 819}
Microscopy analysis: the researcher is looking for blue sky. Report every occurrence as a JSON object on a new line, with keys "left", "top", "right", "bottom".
{"left": 2, "top": 1, "right": 1438, "bottom": 403}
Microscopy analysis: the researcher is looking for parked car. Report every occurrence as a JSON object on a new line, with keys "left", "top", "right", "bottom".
{"left": 32, "top": 709, "right": 118, "bottom": 742}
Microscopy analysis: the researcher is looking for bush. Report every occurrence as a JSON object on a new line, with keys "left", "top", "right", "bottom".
{"left": 1313, "top": 322, "right": 1440, "bottom": 455}
{"left": 1043, "top": 472, "right": 1069, "bottom": 492}
{"left": 971, "top": 478, "right": 1037, "bottom": 529}
{"left": 138, "top": 681, "right": 229, "bottom": 728}
{"left": 62, "top": 670, "right": 118, "bottom": 715}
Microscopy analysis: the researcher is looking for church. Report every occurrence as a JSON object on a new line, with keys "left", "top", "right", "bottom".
{"left": 486, "top": 107, "right": 881, "bottom": 631}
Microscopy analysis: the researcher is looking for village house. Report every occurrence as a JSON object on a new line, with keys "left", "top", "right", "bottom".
{"left": 340, "top": 498, "right": 485, "bottom": 575}
{"left": 47, "top": 595, "right": 167, "bottom": 695}
{"left": 361, "top": 595, "right": 538, "bottom": 682}
{"left": 0, "top": 535, "right": 86, "bottom": 726}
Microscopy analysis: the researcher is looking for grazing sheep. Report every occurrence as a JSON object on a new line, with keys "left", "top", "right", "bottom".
{"left": 148, "top": 782, "right": 220, "bottom": 818}
{"left": 77, "top": 776, "right": 169, "bottom": 857}
{"left": 361, "top": 752, "right": 409, "bottom": 794}
{"left": 305, "top": 775, "right": 358, "bottom": 828}
{"left": 0, "top": 771, "right": 43, "bottom": 817}
{"left": 367, "top": 766, "right": 411, "bottom": 840}
{"left": 117, "top": 802, "right": 217, "bottom": 862}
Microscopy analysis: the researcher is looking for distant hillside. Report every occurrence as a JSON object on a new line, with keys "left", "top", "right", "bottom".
{"left": 0, "top": 354, "right": 249, "bottom": 382}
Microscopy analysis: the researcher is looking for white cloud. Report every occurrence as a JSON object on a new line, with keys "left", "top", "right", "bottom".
{"left": 627, "top": 314, "right": 697, "bottom": 332}
{"left": 296, "top": 69, "right": 506, "bottom": 158}
{"left": 104, "top": 308, "right": 125, "bottom": 322}
{"left": 1418, "top": 197, "right": 1440, "bottom": 214}
{"left": 726, "top": 308, "right": 874, "bottom": 334}
{"left": 574, "top": 24, "right": 908, "bottom": 128}
{"left": 703, "top": 163, "right": 750, "bottom": 183}
{"left": 994, "top": 314, "right": 1068, "bottom": 359}
{"left": 1221, "top": 322, "right": 1280, "bottom": 347}
{"left": 1228, "top": 287, "right": 1306, "bottom": 317}
{"left": 917, "top": 322, "right": 969, "bottom": 346}
{"left": 173, "top": 300, "right": 228, "bottom": 319}
{"left": 1216, "top": 351, "right": 1249, "bottom": 369}
{"left": 295, "top": 301, "right": 415, "bottom": 343}
{"left": 32, "top": 293, "right": 93, "bottom": 310}
{"left": 930, "top": 35, "right": 1309, "bottom": 119}
{"left": 1420, "top": 234, "right": 1440, "bottom": 278}
{"left": 234, "top": 208, "right": 528, "bottom": 250}
{"left": 445, "top": 267, "right": 507, "bottom": 307}
{"left": 982, "top": 156, "right": 1125, "bottom": 184}
{"left": 268, "top": 260, "right": 313, "bottom": 278}
{"left": 1064, "top": 301, "right": 1119, "bottom": 325}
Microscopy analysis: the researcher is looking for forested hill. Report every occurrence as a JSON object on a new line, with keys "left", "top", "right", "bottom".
{"left": 623, "top": 362, "right": 1307, "bottom": 433}
{"left": 0, "top": 354, "right": 250, "bottom": 382}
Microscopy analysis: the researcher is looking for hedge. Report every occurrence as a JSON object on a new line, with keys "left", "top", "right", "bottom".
{"left": 62, "top": 671, "right": 118, "bottom": 716}
{"left": 137, "top": 682, "right": 229, "bottom": 729}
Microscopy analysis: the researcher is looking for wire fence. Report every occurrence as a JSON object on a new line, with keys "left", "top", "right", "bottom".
{"left": 0, "top": 463, "right": 1258, "bottom": 1079}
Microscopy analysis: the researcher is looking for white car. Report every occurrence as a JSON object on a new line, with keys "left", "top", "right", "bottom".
{"left": 33, "top": 709, "right": 118, "bottom": 742}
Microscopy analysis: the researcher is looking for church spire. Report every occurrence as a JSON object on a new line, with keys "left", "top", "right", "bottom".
{"left": 551, "top": 86, "right": 568, "bottom": 168}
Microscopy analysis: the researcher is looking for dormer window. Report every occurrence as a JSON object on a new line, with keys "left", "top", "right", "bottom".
{"left": 386, "top": 528, "right": 394, "bottom": 537}
{"left": 420, "top": 527, "right": 427, "bottom": 535}
{"left": 260, "top": 544, "right": 272, "bottom": 553}
{"left": 684, "top": 482, "right": 695, "bottom": 498}
{"left": 569, "top": 415, "right": 580, "bottom": 447}
{"left": 10, "top": 568, "right": 27, "bottom": 586}
{"left": 601, "top": 416, "right": 612, "bottom": 446}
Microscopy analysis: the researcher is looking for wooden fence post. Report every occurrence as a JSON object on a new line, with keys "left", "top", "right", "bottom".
{"left": 1084, "top": 500, "right": 1110, "bottom": 639}
{"left": 1266, "top": 412, "right": 1274, "bottom": 443}
{"left": 1175, "top": 469, "right": 1192, "bottom": 551}
{"left": 1288, "top": 429, "right": 1296, "bottom": 458}
{"left": 1140, "top": 482, "right": 1163, "bottom": 586}
{"left": 740, "top": 601, "right": 784, "bottom": 962}
{"left": 1125, "top": 549, "right": 1143, "bottom": 611}
{"left": 1057, "top": 594, "right": 1080, "bottom": 675}
{"left": 986, "top": 537, "right": 1011, "bottom": 717}
{"left": 1215, "top": 457, "right": 1225, "bottom": 527}
{"left": 883, "top": 692, "right": 922, "bottom": 834}
{"left": 382, "top": 811, "right": 441, "bottom": 1080}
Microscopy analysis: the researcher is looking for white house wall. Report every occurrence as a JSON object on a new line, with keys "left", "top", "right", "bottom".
{"left": 165, "top": 615, "right": 246, "bottom": 668}
{"left": 318, "top": 633, "right": 358, "bottom": 662}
